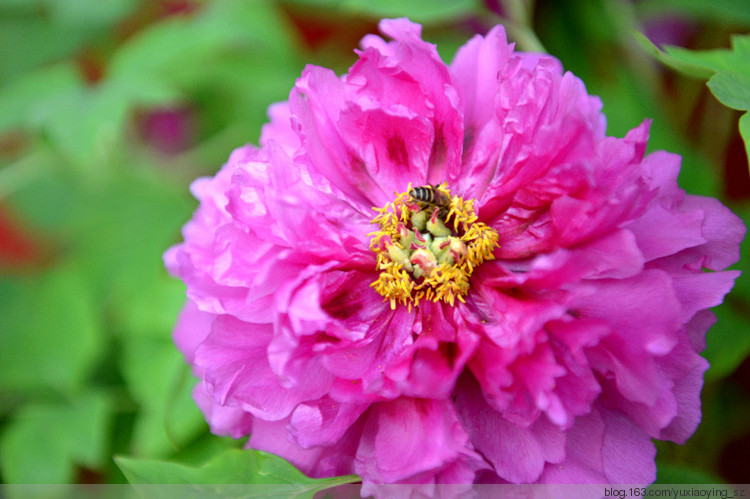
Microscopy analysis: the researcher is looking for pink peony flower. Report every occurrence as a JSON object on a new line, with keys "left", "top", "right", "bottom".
{"left": 164, "top": 18, "right": 745, "bottom": 493}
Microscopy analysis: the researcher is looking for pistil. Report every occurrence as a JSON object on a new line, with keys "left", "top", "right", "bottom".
{"left": 369, "top": 183, "right": 499, "bottom": 310}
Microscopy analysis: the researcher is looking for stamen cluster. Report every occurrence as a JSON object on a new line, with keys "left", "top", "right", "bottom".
{"left": 369, "top": 183, "right": 499, "bottom": 310}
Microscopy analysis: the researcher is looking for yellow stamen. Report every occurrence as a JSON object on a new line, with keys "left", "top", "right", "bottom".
{"left": 369, "top": 183, "right": 499, "bottom": 310}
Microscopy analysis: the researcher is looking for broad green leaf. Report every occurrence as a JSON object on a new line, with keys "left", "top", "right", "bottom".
{"left": 342, "top": 0, "right": 479, "bottom": 24}
{"left": 121, "top": 337, "right": 205, "bottom": 458}
{"left": 45, "top": 0, "right": 139, "bottom": 30}
{"left": 116, "top": 449, "right": 359, "bottom": 498}
{"left": 635, "top": 32, "right": 749, "bottom": 77}
{"left": 635, "top": 33, "right": 750, "bottom": 173}
{"left": 707, "top": 70, "right": 750, "bottom": 111}
{"left": 42, "top": 84, "right": 130, "bottom": 170}
{"left": 635, "top": 33, "right": 750, "bottom": 79}
{"left": 636, "top": 0, "right": 750, "bottom": 27}
{"left": 631, "top": 31, "right": 715, "bottom": 79}
{"left": 0, "top": 264, "right": 104, "bottom": 394}
{"left": 109, "top": 1, "right": 295, "bottom": 83}
{"left": 283, "top": 0, "right": 479, "bottom": 23}
{"left": 0, "top": 63, "right": 82, "bottom": 132}
{"left": 0, "top": 391, "right": 111, "bottom": 483}
{"left": 661, "top": 44, "right": 736, "bottom": 74}
{"left": 0, "top": 17, "right": 89, "bottom": 83}
{"left": 65, "top": 169, "right": 194, "bottom": 336}
{"left": 170, "top": 433, "right": 244, "bottom": 467}
{"left": 8, "top": 165, "right": 192, "bottom": 329}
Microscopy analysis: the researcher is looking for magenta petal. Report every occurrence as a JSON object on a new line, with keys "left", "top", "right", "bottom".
{"left": 600, "top": 409, "right": 657, "bottom": 483}
{"left": 538, "top": 409, "right": 608, "bottom": 483}
{"left": 573, "top": 270, "right": 682, "bottom": 405}
{"left": 628, "top": 202, "right": 706, "bottom": 261}
{"left": 291, "top": 66, "right": 383, "bottom": 208}
{"left": 172, "top": 301, "right": 215, "bottom": 366}
{"left": 260, "top": 102, "right": 300, "bottom": 153}
{"left": 538, "top": 406, "right": 655, "bottom": 484}
{"left": 656, "top": 338, "right": 709, "bottom": 443}
{"left": 522, "top": 229, "right": 645, "bottom": 289}
{"left": 289, "top": 397, "right": 369, "bottom": 448}
{"left": 355, "top": 398, "right": 482, "bottom": 484}
{"left": 195, "top": 316, "right": 332, "bottom": 421}
{"left": 249, "top": 415, "right": 363, "bottom": 479}
{"left": 682, "top": 195, "right": 745, "bottom": 270}
{"left": 455, "top": 374, "right": 565, "bottom": 483}
{"left": 193, "top": 382, "right": 254, "bottom": 439}
{"left": 669, "top": 270, "right": 741, "bottom": 323}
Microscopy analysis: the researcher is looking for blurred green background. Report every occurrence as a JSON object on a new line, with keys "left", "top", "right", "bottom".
{"left": 0, "top": 0, "right": 748, "bottom": 487}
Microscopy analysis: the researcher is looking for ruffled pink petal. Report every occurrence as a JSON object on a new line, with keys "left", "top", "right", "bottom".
{"left": 260, "top": 102, "right": 300, "bottom": 153}
{"left": 455, "top": 374, "right": 565, "bottom": 483}
{"left": 538, "top": 407, "right": 655, "bottom": 484}
{"left": 520, "top": 229, "right": 645, "bottom": 290}
{"left": 290, "top": 19, "right": 463, "bottom": 208}
{"left": 195, "top": 315, "right": 332, "bottom": 421}
{"left": 172, "top": 300, "right": 215, "bottom": 367}
{"left": 193, "top": 382, "right": 254, "bottom": 439}
{"left": 288, "top": 396, "right": 369, "bottom": 448}
{"left": 572, "top": 270, "right": 682, "bottom": 405}
{"left": 355, "top": 397, "right": 483, "bottom": 484}
{"left": 359, "top": 18, "right": 464, "bottom": 184}
{"left": 249, "top": 414, "right": 363, "bottom": 478}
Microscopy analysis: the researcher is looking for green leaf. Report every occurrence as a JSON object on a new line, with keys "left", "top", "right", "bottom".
{"left": 343, "top": 0, "right": 480, "bottom": 24}
{"left": 65, "top": 169, "right": 194, "bottom": 336}
{"left": 282, "top": 0, "right": 480, "bottom": 23}
{"left": 6, "top": 160, "right": 194, "bottom": 335}
{"left": 631, "top": 31, "right": 715, "bottom": 79}
{"left": 121, "top": 337, "right": 205, "bottom": 458}
{"left": 0, "top": 63, "right": 83, "bottom": 132}
{"left": 0, "top": 265, "right": 104, "bottom": 395}
{"left": 634, "top": 33, "right": 750, "bottom": 78}
{"left": 116, "top": 449, "right": 359, "bottom": 497}
{"left": 707, "top": 70, "right": 750, "bottom": 111}
{"left": 635, "top": 0, "right": 750, "bottom": 27}
{"left": 0, "top": 391, "right": 111, "bottom": 483}
{"left": 109, "top": 1, "right": 295, "bottom": 83}
{"left": 42, "top": 84, "right": 131, "bottom": 170}
{"left": 44, "top": 0, "right": 139, "bottom": 30}
{"left": 635, "top": 33, "right": 750, "bottom": 173}
{"left": 0, "top": 17, "right": 88, "bottom": 83}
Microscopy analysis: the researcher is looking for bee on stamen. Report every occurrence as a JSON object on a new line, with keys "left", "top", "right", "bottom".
{"left": 409, "top": 185, "right": 450, "bottom": 212}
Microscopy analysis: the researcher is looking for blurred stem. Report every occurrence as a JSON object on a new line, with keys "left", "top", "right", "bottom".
{"left": 505, "top": 23, "right": 546, "bottom": 53}
{"left": 497, "top": 0, "right": 547, "bottom": 53}
{"left": 603, "top": 0, "right": 663, "bottom": 107}
{"left": 504, "top": 0, "right": 531, "bottom": 27}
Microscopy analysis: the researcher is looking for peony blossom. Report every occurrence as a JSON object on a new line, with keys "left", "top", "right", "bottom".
{"left": 164, "top": 18, "right": 745, "bottom": 494}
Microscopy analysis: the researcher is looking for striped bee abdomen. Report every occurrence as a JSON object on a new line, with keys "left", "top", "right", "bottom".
{"left": 409, "top": 185, "right": 438, "bottom": 204}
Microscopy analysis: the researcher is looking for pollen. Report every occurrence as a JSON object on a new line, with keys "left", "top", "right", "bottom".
{"left": 369, "top": 183, "right": 499, "bottom": 311}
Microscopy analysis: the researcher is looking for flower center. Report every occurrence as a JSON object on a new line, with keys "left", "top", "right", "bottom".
{"left": 369, "top": 183, "right": 499, "bottom": 311}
